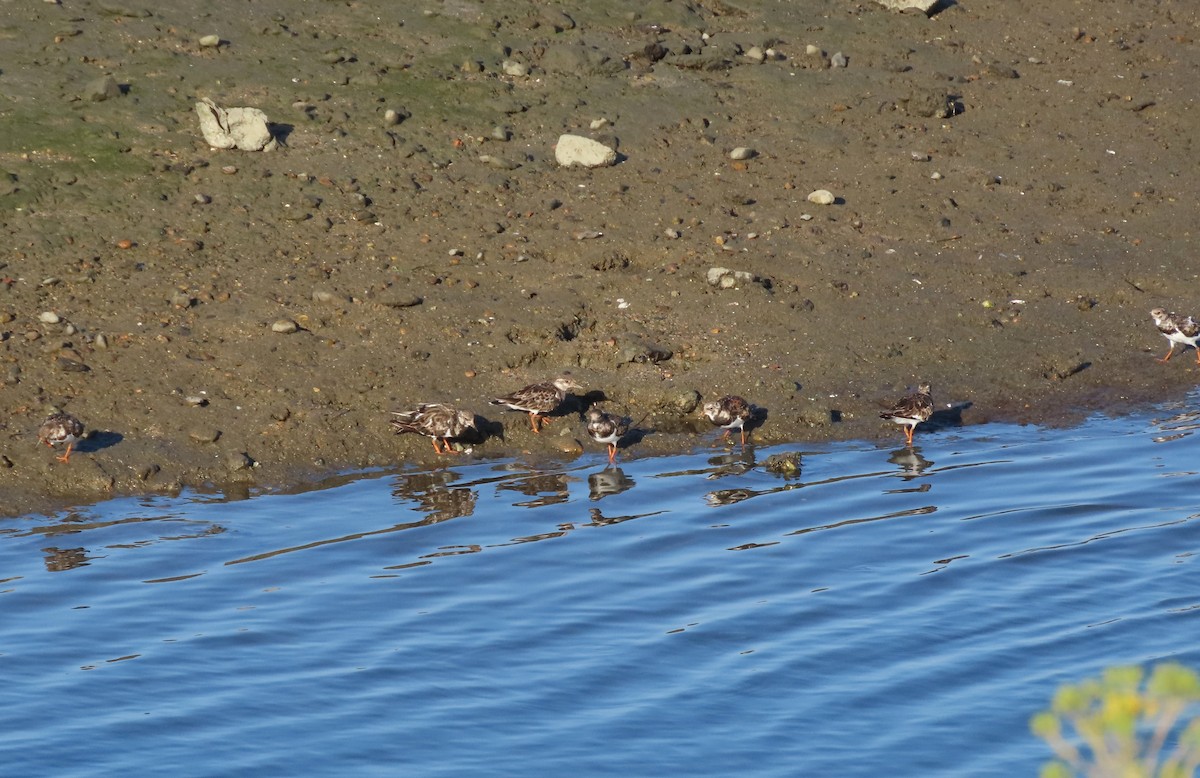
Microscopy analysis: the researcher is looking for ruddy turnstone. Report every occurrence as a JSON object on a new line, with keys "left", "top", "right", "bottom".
{"left": 1150, "top": 308, "right": 1200, "bottom": 365}
{"left": 585, "top": 407, "right": 631, "bottom": 463}
{"left": 489, "top": 373, "right": 583, "bottom": 433}
{"left": 702, "top": 395, "right": 755, "bottom": 445}
{"left": 879, "top": 383, "right": 933, "bottom": 446}
{"left": 38, "top": 411, "right": 85, "bottom": 463}
{"left": 390, "top": 403, "right": 477, "bottom": 455}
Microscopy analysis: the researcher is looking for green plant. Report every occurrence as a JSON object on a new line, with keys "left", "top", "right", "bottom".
{"left": 1031, "top": 662, "right": 1200, "bottom": 778}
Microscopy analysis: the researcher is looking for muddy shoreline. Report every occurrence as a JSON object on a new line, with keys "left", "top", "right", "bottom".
{"left": 2, "top": 0, "right": 1197, "bottom": 517}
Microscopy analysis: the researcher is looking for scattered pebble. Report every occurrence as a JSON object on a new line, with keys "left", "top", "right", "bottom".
{"left": 38, "top": 311, "right": 61, "bottom": 324}
{"left": 744, "top": 46, "right": 765, "bottom": 63}
{"left": 589, "top": 118, "right": 609, "bottom": 130}
{"left": 199, "top": 34, "right": 221, "bottom": 48}
{"left": 185, "top": 395, "right": 208, "bottom": 407}
{"left": 94, "top": 334, "right": 109, "bottom": 349}
{"left": 729, "top": 147, "right": 757, "bottom": 160}
{"left": 194, "top": 193, "right": 211, "bottom": 204}
{"left": 271, "top": 319, "right": 299, "bottom": 334}
{"left": 221, "top": 165, "right": 238, "bottom": 175}
{"left": 116, "top": 238, "right": 134, "bottom": 250}
{"left": 807, "top": 189, "right": 835, "bottom": 205}
{"left": 830, "top": 52, "right": 848, "bottom": 68}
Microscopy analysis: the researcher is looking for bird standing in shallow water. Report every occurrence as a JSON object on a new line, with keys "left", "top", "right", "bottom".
{"left": 38, "top": 411, "right": 85, "bottom": 463}
{"left": 1150, "top": 308, "right": 1200, "bottom": 365}
{"left": 585, "top": 407, "right": 630, "bottom": 463}
{"left": 390, "top": 403, "right": 477, "bottom": 455}
{"left": 880, "top": 383, "right": 933, "bottom": 447}
{"left": 702, "top": 395, "right": 755, "bottom": 446}
{"left": 490, "top": 373, "right": 582, "bottom": 433}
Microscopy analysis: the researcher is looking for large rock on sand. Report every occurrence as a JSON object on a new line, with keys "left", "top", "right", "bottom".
{"left": 195, "top": 98, "right": 277, "bottom": 151}
{"left": 555, "top": 134, "right": 617, "bottom": 168}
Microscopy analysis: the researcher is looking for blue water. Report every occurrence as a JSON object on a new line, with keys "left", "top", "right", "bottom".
{"left": 3, "top": 403, "right": 1200, "bottom": 777}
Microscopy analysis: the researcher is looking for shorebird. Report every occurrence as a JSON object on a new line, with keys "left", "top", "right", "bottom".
{"left": 490, "top": 373, "right": 582, "bottom": 433}
{"left": 702, "top": 395, "right": 755, "bottom": 446}
{"left": 585, "top": 407, "right": 631, "bottom": 463}
{"left": 390, "top": 403, "right": 477, "bottom": 455}
{"left": 1150, "top": 308, "right": 1200, "bottom": 365}
{"left": 880, "top": 383, "right": 934, "bottom": 446}
{"left": 38, "top": 411, "right": 85, "bottom": 463}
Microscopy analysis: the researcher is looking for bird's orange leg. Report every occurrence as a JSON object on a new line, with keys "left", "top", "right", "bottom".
{"left": 905, "top": 426, "right": 915, "bottom": 446}
{"left": 1158, "top": 345, "right": 1176, "bottom": 363}
{"left": 529, "top": 412, "right": 543, "bottom": 433}
{"left": 740, "top": 428, "right": 748, "bottom": 446}
{"left": 431, "top": 438, "right": 445, "bottom": 455}
{"left": 608, "top": 443, "right": 618, "bottom": 463}
{"left": 57, "top": 443, "right": 74, "bottom": 463}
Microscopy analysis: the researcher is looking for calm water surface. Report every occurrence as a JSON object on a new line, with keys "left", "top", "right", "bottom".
{"left": 3, "top": 402, "right": 1200, "bottom": 777}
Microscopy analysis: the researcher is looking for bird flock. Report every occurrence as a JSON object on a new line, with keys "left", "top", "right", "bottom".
{"left": 34, "top": 309, "right": 1196, "bottom": 465}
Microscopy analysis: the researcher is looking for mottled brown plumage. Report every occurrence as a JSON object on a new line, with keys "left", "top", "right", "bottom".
{"left": 1151, "top": 308, "right": 1200, "bottom": 364}
{"left": 702, "top": 395, "right": 754, "bottom": 445}
{"left": 585, "top": 407, "right": 631, "bottom": 463}
{"left": 879, "top": 383, "right": 933, "bottom": 446}
{"left": 38, "top": 411, "right": 85, "bottom": 463}
{"left": 390, "top": 403, "right": 477, "bottom": 455}
{"left": 490, "top": 373, "right": 583, "bottom": 433}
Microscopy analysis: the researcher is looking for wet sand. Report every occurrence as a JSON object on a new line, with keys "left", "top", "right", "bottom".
{"left": 2, "top": 0, "right": 1198, "bottom": 515}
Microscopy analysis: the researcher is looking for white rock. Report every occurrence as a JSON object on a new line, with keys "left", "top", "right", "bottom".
{"left": 874, "top": 0, "right": 940, "bottom": 13}
{"left": 706, "top": 267, "right": 759, "bottom": 289}
{"left": 744, "top": 46, "right": 765, "bottom": 63}
{"left": 555, "top": 134, "right": 617, "bottom": 168}
{"left": 589, "top": 118, "right": 609, "bottom": 130}
{"left": 39, "top": 311, "right": 60, "bottom": 324}
{"left": 271, "top": 319, "right": 299, "bottom": 334}
{"left": 729, "top": 147, "right": 756, "bottom": 160}
{"left": 807, "top": 189, "right": 835, "bottom": 205}
{"left": 501, "top": 60, "right": 529, "bottom": 76}
{"left": 195, "top": 98, "right": 276, "bottom": 151}
{"left": 199, "top": 35, "right": 221, "bottom": 48}
{"left": 806, "top": 44, "right": 823, "bottom": 57}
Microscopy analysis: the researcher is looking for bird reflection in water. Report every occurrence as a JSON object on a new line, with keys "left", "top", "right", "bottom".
{"left": 497, "top": 472, "right": 573, "bottom": 508}
{"left": 588, "top": 466, "right": 635, "bottom": 501}
{"left": 42, "top": 546, "right": 91, "bottom": 572}
{"left": 585, "top": 506, "right": 666, "bottom": 527}
{"left": 888, "top": 447, "right": 933, "bottom": 479}
{"left": 390, "top": 470, "right": 478, "bottom": 522}
{"left": 705, "top": 447, "right": 757, "bottom": 480}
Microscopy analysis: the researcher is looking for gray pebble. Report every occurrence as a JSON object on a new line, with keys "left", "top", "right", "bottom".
{"left": 189, "top": 428, "right": 221, "bottom": 443}
{"left": 225, "top": 451, "right": 255, "bottom": 471}
{"left": 311, "top": 289, "right": 344, "bottom": 304}
{"left": 490, "top": 126, "right": 512, "bottom": 142}
{"left": 671, "top": 389, "right": 702, "bottom": 415}
{"left": 184, "top": 395, "right": 208, "bottom": 407}
{"left": 830, "top": 52, "right": 848, "bottom": 68}
{"left": 94, "top": 333, "right": 109, "bottom": 349}
{"left": 194, "top": 193, "right": 212, "bottom": 204}
{"left": 729, "top": 147, "right": 757, "bottom": 160}
{"left": 85, "top": 74, "right": 122, "bottom": 102}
